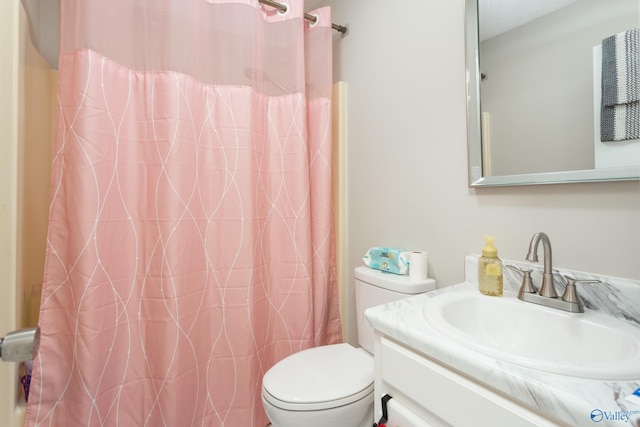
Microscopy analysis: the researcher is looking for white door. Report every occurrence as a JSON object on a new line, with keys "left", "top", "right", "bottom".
{"left": 0, "top": 0, "right": 26, "bottom": 424}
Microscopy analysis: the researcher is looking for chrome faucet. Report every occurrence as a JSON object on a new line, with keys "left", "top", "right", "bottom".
{"left": 0, "top": 327, "right": 39, "bottom": 362}
{"left": 511, "top": 232, "right": 600, "bottom": 313}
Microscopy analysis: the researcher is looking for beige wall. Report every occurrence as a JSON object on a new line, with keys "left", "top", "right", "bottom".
{"left": 0, "top": 1, "right": 55, "bottom": 424}
{"left": 320, "top": 0, "right": 640, "bottom": 344}
{"left": 0, "top": 1, "right": 24, "bottom": 424}
{"left": 19, "top": 7, "right": 56, "bottom": 328}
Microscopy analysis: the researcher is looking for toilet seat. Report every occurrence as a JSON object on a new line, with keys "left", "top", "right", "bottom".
{"left": 262, "top": 343, "right": 374, "bottom": 411}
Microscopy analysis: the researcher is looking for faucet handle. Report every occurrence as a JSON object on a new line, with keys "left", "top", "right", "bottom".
{"left": 506, "top": 265, "right": 536, "bottom": 296}
{"left": 561, "top": 277, "right": 601, "bottom": 304}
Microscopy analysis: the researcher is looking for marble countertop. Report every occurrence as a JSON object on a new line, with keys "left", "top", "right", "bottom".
{"left": 364, "top": 256, "right": 640, "bottom": 427}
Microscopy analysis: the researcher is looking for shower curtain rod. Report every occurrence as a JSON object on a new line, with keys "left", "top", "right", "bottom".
{"left": 258, "top": 0, "right": 347, "bottom": 33}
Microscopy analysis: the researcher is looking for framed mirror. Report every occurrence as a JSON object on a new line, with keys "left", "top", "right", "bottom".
{"left": 466, "top": 0, "right": 640, "bottom": 186}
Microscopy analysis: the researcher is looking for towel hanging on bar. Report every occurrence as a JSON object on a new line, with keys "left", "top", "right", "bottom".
{"left": 600, "top": 28, "right": 639, "bottom": 142}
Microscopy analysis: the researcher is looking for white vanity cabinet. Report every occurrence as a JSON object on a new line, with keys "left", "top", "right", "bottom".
{"left": 365, "top": 258, "right": 640, "bottom": 427}
{"left": 372, "top": 335, "right": 565, "bottom": 427}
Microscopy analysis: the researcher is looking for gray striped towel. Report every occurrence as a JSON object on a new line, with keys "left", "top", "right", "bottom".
{"left": 601, "top": 28, "right": 639, "bottom": 142}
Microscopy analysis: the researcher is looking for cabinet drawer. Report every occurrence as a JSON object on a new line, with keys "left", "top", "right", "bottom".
{"left": 385, "top": 399, "right": 433, "bottom": 427}
{"left": 380, "top": 337, "right": 561, "bottom": 427}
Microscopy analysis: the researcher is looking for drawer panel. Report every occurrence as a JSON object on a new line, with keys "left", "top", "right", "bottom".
{"left": 380, "top": 337, "right": 560, "bottom": 427}
{"left": 385, "top": 398, "right": 434, "bottom": 427}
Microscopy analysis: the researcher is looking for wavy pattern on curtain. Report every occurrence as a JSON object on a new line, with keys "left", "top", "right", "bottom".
{"left": 24, "top": 1, "right": 340, "bottom": 425}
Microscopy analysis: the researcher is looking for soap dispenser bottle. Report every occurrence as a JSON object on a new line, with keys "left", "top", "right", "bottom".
{"left": 478, "top": 236, "right": 503, "bottom": 296}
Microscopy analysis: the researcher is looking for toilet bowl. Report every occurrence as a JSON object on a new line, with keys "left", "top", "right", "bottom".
{"left": 261, "top": 266, "right": 436, "bottom": 427}
{"left": 261, "top": 343, "right": 374, "bottom": 427}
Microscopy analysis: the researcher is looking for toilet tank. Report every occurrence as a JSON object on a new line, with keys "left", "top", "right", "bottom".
{"left": 355, "top": 266, "right": 436, "bottom": 353}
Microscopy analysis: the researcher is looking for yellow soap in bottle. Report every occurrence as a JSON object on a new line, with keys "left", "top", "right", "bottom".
{"left": 478, "top": 236, "right": 503, "bottom": 296}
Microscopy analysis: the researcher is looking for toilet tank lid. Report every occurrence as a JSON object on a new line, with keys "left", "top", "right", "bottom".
{"left": 354, "top": 266, "right": 436, "bottom": 294}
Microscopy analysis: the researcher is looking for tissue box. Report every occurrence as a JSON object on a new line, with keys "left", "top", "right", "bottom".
{"left": 363, "top": 247, "right": 410, "bottom": 275}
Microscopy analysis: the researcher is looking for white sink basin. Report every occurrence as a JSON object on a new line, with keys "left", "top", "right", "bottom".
{"left": 421, "top": 290, "right": 640, "bottom": 380}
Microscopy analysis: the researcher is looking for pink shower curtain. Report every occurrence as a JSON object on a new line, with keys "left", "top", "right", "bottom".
{"left": 24, "top": 1, "right": 341, "bottom": 425}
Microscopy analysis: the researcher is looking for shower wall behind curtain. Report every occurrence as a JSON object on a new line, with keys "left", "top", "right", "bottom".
{"left": 24, "top": 1, "right": 341, "bottom": 425}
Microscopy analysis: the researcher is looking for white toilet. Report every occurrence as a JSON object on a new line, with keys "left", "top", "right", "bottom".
{"left": 261, "top": 266, "right": 436, "bottom": 427}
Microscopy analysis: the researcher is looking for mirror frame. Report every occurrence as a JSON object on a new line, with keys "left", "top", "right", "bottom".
{"left": 465, "top": 0, "right": 640, "bottom": 187}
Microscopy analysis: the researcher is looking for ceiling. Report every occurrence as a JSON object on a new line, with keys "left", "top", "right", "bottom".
{"left": 479, "top": 0, "right": 578, "bottom": 41}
